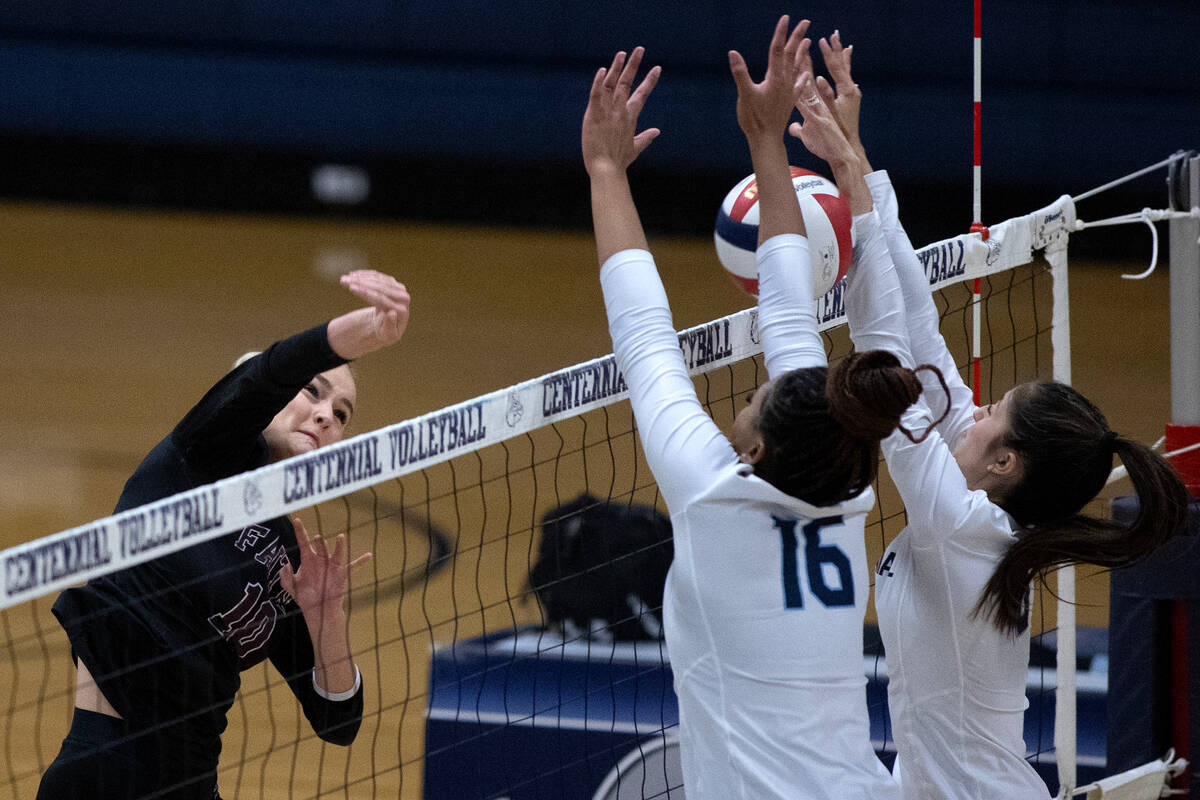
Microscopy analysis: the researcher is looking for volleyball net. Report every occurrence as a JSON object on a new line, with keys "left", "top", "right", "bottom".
{"left": 0, "top": 176, "right": 1181, "bottom": 799}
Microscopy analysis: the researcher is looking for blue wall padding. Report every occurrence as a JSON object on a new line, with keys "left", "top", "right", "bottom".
{"left": 1108, "top": 498, "right": 1200, "bottom": 796}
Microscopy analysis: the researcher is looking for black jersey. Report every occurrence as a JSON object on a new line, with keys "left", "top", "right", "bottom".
{"left": 51, "top": 324, "right": 364, "bottom": 772}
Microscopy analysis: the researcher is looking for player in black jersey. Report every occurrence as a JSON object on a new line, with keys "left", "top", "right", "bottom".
{"left": 37, "top": 270, "right": 410, "bottom": 800}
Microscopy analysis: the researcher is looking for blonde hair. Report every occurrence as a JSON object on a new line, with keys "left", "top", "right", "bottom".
{"left": 233, "top": 351, "right": 262, "bottom": 369}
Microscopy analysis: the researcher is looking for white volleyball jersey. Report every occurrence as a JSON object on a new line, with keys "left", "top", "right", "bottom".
{"left": 601, "top": 239, "right": 898, "bottom": 800}
{"left": 875, "top": 429, "right": 1050, "bottom": 800}
{"left": 845, "top": 185, "right": 1051, "bottom": 800}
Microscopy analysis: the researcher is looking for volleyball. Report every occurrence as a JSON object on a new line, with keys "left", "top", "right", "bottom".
{"left": 714, "top": 167, "right": 854, "bottom": 298}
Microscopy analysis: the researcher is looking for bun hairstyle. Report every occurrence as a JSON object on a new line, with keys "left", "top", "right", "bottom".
{"left": 827, "top": 350, "right": 949, "bottom": 445}
{"left": 754, "top": 349, "right": 948, "bottom": 507}
{"left": 975, "top": 380, "right": 1191, "bottom": 635}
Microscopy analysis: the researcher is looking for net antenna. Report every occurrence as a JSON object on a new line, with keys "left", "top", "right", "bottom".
{"left": 968, "top": 0, "right": 986, "bottom": 406}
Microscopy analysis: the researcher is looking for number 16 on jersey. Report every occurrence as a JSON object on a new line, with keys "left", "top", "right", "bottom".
{"left": 773, "top": 515, "right": 855, "bottom": 609}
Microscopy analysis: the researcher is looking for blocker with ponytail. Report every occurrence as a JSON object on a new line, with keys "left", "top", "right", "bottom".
{"left": 975, "top": 381, "right": 1190, "bottom": 635}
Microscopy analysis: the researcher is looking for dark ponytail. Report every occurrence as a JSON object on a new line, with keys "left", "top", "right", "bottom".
{"left": 755, "top": 349, "right": 947, "bottom": 506}
{"left": 975, "top": 381, "right": 1191, "bottom": 635}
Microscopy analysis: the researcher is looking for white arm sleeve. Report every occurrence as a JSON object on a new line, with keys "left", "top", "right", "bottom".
{"left": 866, "top": 170, "right": 978, "bottom": 446}
{"left": 756, "top": 234, "right": 826, "bottom": 377}
{"left": 601, "top": 249, "right": 738, "bottom": 513}
{"left": 881, "top": 422, "right": 1012, "bottom": 548}
{"left": 843, "top": 208, "right": 916, "bottom": 368}
{"left": 850, "top": 178, "right": 1005, "bottom": 548}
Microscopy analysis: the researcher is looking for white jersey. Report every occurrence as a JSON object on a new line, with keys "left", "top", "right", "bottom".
{"left": 601, "top": 238, "right": 898, "bottom": 800}
{"left": 844, "top": 178, "right": 1052, "bottom": 800}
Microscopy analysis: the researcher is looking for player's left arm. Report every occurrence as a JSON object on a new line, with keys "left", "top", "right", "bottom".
{"left": 273, "top": 517, "right": 367, "bottom": 745}
{"left": 729, "top": 16, "right": 828, "bottom": 377}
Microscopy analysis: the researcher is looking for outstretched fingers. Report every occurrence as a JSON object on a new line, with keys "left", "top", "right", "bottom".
{"left": 728, "top": 49, "right": 752, "bottom": 92}
{"left": 820, "top": 30, "right": 855, "bottom": 88}
{"left": 816, "top": 75, "right": 838, "bottom": 108}
{"left": 627, "top": 61, "right": 661, "bottom": 120}
{"left": 769, "top": 16, "right": 812, "bottom": 84}
{"left": 783, "top": 18, "right": 810, "bottom": 69}
{"left": 582, "top": 47, "right": 660, "bottom": 174}
{"left": 813, "top": 30, "right": 866, "bottom": 159}
{"left": 730, "top": 14, "right": 816, "bottom": 141}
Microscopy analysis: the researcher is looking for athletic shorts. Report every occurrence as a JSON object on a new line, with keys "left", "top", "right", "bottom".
{"left": 36, "top": 708, "right": 221, "bottom": 800}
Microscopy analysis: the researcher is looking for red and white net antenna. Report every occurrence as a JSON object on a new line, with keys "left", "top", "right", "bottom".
{"left": 969, "top": 0, "right": 986, "bottom": 405}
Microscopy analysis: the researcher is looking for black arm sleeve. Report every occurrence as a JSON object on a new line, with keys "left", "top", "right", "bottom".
{"left": 173, "top": 324, "right": 347, "bottom": 478}
{"left": 267, "top": 605, "right": 365, "bottom": 746}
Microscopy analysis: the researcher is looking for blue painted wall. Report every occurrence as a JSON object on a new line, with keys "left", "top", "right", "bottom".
{"left": 0, "top": 2, "right": 1195, "bottom": 236}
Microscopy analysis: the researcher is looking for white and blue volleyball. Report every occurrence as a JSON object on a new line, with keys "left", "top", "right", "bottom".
{"left": 714, "top": 167, "right": 854, "bottom": 298}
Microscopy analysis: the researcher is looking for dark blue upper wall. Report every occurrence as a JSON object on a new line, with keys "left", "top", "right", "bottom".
{"left": 0, "top": 1, "right": 1195, "bottom": 229}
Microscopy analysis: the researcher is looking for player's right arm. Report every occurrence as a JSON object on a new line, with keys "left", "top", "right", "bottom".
{"left": 819, "top": 33, "right": 976, "bottom": 445}
{"left": 785, "top": 64, "right": 913, "bottom": 371}
{"left": 815, "top": 33, "right": 997, "bottom": 548}
{"left": 865, "top": 171, "right": 977, "bottom": 444}
{"left": 173, "top": 325, "right": 347, "bottom": 477}
{"left": 172, "top": 270, "right": 410, "bottom": 479}
{"left": 585, "top": 49, "right": 733, "bottom": 512}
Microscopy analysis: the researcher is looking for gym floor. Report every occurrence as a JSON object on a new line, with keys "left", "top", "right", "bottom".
{"left": 0, "top": 197, "right": 1174, "bottom": 797}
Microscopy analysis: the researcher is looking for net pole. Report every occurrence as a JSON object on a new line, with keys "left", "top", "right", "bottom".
{"left": 1167, "top": 151, "right": 1200, "bottom": 796}
{"left": 1167, "top": 152, "right": 1200, "bottom": 487}
{"left": 1049, "top": 228, "right": 1078, "bottom": 798}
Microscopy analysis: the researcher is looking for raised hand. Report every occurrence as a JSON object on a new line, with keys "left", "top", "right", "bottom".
{"left": 789, "top": 72, "right": 870, "bottom": 214}
{"left": 327, "top": 270, "right": 411, "bottom": 360}
{"left": 581, "top": 47, "right": 661, "bottom": 177}
{"left": 816, "top": 31, "right": 870, "bottom": 170}
{"left": 788, "top": 72, "right": 855, "bottom": 168}
{"left": 728, "top": 15, "right": 811, "bottom": 143}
